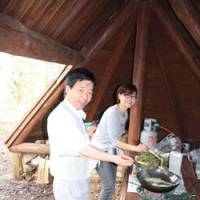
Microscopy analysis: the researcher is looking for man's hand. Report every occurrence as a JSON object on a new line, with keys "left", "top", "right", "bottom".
{"left": 114, "top": 155, "right": 134, "bottom": 166}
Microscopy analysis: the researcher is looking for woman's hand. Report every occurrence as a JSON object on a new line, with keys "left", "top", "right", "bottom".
{"left": 135, "top": 143, "right": 148, "bottom": 152}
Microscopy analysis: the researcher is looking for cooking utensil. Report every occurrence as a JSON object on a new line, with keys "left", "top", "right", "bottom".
{"left": 136, "top": 167, "right": 180, "bottom": 193}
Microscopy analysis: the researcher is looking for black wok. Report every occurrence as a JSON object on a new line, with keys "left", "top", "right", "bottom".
{"left": 136, "top": 167, "right": 180, "bottom": 193}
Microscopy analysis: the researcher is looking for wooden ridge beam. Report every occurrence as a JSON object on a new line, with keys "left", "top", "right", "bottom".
{"left": 80, "top": 0, "right": 137, "bottom": 66}
{"left": 0, "top": 13, "right": 83, "bottom": 65}
{"left": 128, "top": 0, "right": 151, "bottom": 144}
{"left": 169, "top": 0, "right": 200, "bottom": 48}
{"left": 153, "top": 0, "right": 200, "bottom": 82}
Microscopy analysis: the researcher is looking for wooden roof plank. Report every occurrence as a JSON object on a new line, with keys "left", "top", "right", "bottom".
{"left": 20, "top": 0, "right": 55, "bottom": 27}
{"left": 80, "top": 0, "right": 137, "bottom": 65}
{"left": 52, "top": 0, "right": 88, "bottom": 39}
{"left": 0, "top": 13, "right": 83, "bottom": 65}
{"left": 128, "top": 0, "right": 151, "bottom": 144}
{"left": 32, "top": 0, "right": 66, "bottom": 33}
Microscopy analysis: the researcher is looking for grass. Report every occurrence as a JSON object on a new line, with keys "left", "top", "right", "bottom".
{"left": 0, "top": 126, "right": 6, "bottom": 134}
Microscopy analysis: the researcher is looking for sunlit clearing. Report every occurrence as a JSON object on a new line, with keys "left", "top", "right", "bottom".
{"left": 0, "top": 52, "right": 65, "bottom": 134}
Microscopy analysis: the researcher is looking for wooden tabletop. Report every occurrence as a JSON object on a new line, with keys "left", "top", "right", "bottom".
{"left": 120, "top": 156, "right": 200, "bottom": 200}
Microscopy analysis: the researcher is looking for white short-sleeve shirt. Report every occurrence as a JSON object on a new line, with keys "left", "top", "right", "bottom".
{"left": 47, "top": 100, "right": 90, "bottom": 180}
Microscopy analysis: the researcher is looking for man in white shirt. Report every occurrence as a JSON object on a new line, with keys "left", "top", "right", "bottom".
{"left": 47, "top": 68, "right": 134, "bottom": 200}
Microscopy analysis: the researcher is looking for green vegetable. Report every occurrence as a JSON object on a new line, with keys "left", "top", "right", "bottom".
{"left": 136, "top": 152, "right": 168, "bottom": 169}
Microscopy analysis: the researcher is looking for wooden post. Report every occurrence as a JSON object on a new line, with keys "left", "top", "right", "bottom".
{"left": 11, "top": 152, "right": 24, "bottom": 180}
{"left": 128, "top": 1, "right": 150, "bottom": 144}
{"left": 36, "top": 156, "right": 49, "bottom": 184}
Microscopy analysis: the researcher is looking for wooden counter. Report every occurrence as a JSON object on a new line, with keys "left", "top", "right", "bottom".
{"left": 120, "top": 156, "right": 200, "bottom": 200}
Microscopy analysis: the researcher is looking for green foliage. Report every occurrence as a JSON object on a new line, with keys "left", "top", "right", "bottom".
{"left": 0, "top": 52, "right": 65, "bottom": 132}
{"left": 0, "top": 126, "right": 6, "bottom": 134}
{"left": 136, "top": 152, "right": 169, "bottom": 169}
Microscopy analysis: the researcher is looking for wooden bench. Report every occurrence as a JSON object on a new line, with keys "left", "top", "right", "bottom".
{"left": 9, "top": 143, "right": 50, "bottom": 182}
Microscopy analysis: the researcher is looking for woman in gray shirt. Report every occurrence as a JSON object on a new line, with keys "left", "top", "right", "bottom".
{"left": 91, "top": 83, "right": 147, "bottom": 200}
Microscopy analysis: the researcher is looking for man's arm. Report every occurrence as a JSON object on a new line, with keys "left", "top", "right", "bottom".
{"left": 80, "top": 144, "right": 134, "bottom": 166}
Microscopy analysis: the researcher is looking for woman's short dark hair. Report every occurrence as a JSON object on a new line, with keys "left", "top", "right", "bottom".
{"left": 65, "top": 67, "right": 96, "bottom": 88}
{"left": 116, "top": 83, "right": 137, "bottom": 103}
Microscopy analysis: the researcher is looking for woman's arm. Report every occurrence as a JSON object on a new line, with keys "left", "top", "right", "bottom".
{"left": 116, "top": 140, "right": 148, "bottom": 152}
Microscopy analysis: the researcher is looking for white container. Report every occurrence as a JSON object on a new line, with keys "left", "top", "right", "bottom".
{"left": 140, "top": 129, "right": 158, "bottom": 148}
{"left": 140, "top": 118, "right": 158, "bottom": 148}
{"left": 169, "top": 151, "right": 183, "bottom": 177}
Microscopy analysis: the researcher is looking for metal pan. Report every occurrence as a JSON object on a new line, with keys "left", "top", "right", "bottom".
{"left": 136, "top": 167, "right": 180, "bottom": 193}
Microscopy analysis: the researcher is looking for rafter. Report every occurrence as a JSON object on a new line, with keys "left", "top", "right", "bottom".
{"left": 86, "top": 17, "right": 136, "bottom": 121}
{"left": 153, "top": 0, "right": 200, "bottom": 82}
{"left": 169, "top": 0, "right": 200, "bottom": 48}
{"left": 128, "top": 0, "right": 150, "bottom": 144}
{"left": 151, "top": 25, "right": 185, "bottom": 137}
{"left": 0, "top": 13, "right": 83, "bottom": 65}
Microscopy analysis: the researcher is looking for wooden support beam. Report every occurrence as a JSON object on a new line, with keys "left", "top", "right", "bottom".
{"left": 0, "top": 13, "right": 83, "bottom": 65}
{"left": 128, "top": 1, "right": 150, "bottom": 144}
{"left": 86, "top": 18, "right": 136, "bottom": 121}
{"left": 169, "top": 0, "right": 200, "bottom": 48}
{"left": 153, "top": 1, "right": 200, "bottom": 82}
{"left": 5, "top": 66, "right": 72, "bottom": 147}
{"left": 80, "top": 0, "right": 137, "bottom": 66}
{"left": 11, "top": 152, "right": 23, "bottom": 180}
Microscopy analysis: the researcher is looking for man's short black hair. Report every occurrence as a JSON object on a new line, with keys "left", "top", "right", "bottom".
{"left": 65, "top": 67, "right": 96, "bottom": 88}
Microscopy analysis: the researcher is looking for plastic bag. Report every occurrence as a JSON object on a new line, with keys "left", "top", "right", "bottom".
{"left": 189, "top": 148, "right": 200, "bottom": 163}
{"left": 155, "top": 133, "right": 182, "bottom": 154}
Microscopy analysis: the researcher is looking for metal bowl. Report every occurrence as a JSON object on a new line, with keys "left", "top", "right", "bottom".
{"left": 136, "top": 167, "right": 180, "bottom": 193}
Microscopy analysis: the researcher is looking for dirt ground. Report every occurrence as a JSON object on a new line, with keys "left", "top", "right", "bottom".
{"left": 0, "top": 133, "right": 123, "bottom": 200}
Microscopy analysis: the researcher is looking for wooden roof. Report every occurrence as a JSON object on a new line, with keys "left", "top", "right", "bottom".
{"left": 2, "top": 0, "right": 200, "bottom": 147}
